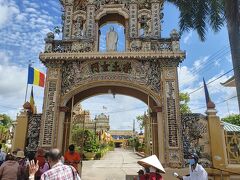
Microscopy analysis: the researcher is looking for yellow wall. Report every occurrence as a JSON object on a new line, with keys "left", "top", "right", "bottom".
{"left": 207, "top": 109, "right": 240, "bottom": 179}
{"left": 12, "top": 111, "right": 28, "bottom": 151}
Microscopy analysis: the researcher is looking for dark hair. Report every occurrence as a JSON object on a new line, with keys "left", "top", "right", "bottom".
{"left": 6, "top": 153, "right": 14, "bottom": 161}
{"left": 191, "top": 153, "right": 199, "bottom": 163}
{"left": 0, "top": 144, "right": 2, "bottom": 149}
{"left": 44, "top": 151, "right": 49, "bottom": 159}
{"left": 48, "top": 149, "right": 62, "bottom": 162}
{"left": 69, "top": 144, "right": 75, "bottom": 151}
{"left": 145, "top": 167, "right": 150, "bottom": 173}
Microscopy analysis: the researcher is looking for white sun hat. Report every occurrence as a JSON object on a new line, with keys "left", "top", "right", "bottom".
{"left": 137, "top": 155, "right": 165, "bottom": 174}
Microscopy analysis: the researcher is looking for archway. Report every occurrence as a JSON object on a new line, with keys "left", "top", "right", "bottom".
{"left": 59, "top": 84, "right": 161, "bottom": 159}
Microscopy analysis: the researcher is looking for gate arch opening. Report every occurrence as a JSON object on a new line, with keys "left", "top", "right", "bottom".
{"left": 60, "top": 84, "right": 161, "bottom": 157}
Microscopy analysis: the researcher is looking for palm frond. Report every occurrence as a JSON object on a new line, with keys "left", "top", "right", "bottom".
{"left": 208, "top": 0, "right": 225, "bottom": 32}
{"left": 192, "top": 0, "right": 209, "bottom": 41}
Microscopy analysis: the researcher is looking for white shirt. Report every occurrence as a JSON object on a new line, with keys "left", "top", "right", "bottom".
{"left": 183, "top": 163, "right": 208, "bottom": 180}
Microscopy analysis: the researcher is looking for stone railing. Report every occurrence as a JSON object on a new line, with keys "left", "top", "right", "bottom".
{"left": 43, "top": 29, "right": 180, "bottom": 53}
{"left": 44, "top": 39, "right": 94, "bottom": 53}
{"left": 44, "top": 37, "right": 179, "bottom": 53}
{"left": 128, "top": 37, "right": 179, "bottom": 52}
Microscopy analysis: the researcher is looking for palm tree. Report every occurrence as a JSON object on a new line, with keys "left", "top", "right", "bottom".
{"left": 166, "top": 0, "right": 240, "bottom": 112}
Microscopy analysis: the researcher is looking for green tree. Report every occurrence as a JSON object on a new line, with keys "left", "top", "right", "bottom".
{"left": 222, "top": 114, "right": 240, "bottom": 126}
{"left": 136, "top": 113, "right": 148, "bottom": 131}
{"left": 166, "top": 0, "right": 240, "bottom": 111}
{"left": 179, "top": 92, "right": 191, "bottom": 114}
{"left": 0, "top": 114, "right": 12, "bottom": 128}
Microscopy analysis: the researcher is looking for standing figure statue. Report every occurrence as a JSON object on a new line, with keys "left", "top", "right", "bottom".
{"left": 106, "top": 26, "right": 118, "bottom": 51}
{"left": 74, "top": 16, "right": 84, "bottom": 38}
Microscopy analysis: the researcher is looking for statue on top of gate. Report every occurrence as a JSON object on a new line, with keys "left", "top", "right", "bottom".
{"left": 106, "top": 26, "right": 118, "bottom": 52}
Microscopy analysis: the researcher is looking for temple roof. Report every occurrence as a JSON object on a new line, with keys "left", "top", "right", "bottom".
{"left": 223, "top": 121, "right": 240, "bottom": 132}
{"left": 221, "top": 76, "right": 235, "bottom": 87}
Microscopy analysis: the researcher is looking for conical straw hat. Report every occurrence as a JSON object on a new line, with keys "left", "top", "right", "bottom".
{"left": 137, "top": 155, "right": 165, "bottom": 174}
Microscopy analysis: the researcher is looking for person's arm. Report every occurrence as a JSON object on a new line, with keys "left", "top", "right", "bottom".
{"left": 75, "top": 153, "right": 81, "bottom": 164}
{"left": 40, "top": 162, "right": 49, "bottom": 174}
{"left": 28, "top": 160, "right": 39, "bottom": 180}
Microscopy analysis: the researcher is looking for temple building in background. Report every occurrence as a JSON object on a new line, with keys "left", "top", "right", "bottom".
{"left": 73, "top": 104, "right": 110, "bottom": 132}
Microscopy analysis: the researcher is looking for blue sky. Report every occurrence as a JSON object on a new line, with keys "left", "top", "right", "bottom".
{"left": 0, "top": 0, "right": 238, "bottom": 131}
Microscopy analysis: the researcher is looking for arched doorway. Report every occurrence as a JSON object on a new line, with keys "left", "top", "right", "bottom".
{"left": 59, "top": 83, "right": 161, "bottom": 156}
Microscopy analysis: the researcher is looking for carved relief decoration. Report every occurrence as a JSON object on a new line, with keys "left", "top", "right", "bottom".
{"left": 166, "top": 81, "right": 178, "bottom": 147}
{"left": 169, "top": 149, "right": 180, "bottom": 162}
{"left": 63, "top": 6, "right": 73, "bottom": 39}
{"left": 72, "top": 15, "right": 85, "bottom": 39}
{"left": 61, "top": 60, "right": 161, "bottom": 94}
{"left": 86, "top": 5, "right": 95, "bottom": 38}
{"left": 74, "top": 0, "right": 88, "bottom": 11}
{"left": 181, "top": 113, "right": 211, "bottom": 167}
{"left": 26, "top": 114, "right": 42, "bottom": 152}
{"left": 42, "top": 81, "right": 57, "bottom": 146}
{"left": 129, "top": 3, "right": 138, "bottom": 38}
{"left": 226, "top": 132, "right": 240, "bottom": 164}
{"left": 151, "top": 2, "right": 163, "bottom": 37}
{"left": 48, "top": 68, "right": 59, "bottom": 79}
{"left": 129, "top": 39, "right": 172, "bottom": 52}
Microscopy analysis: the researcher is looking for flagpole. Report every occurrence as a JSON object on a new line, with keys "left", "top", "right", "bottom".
{"left": 24, "top": 83, "right": 29, "bottom": 103}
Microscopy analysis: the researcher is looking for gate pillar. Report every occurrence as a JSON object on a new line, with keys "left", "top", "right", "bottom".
{"left": 157, "top": 109, "right": 165, "bottom": 165}
{"left": 162, "top": 67, "right": 183, "bottom": 167}
{"left": 39, "top": 66, "right": 62, "bottom": 149}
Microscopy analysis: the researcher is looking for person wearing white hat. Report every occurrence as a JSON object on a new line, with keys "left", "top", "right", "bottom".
{"left": 174, "top": 153, "right": 208, "bottom": 180}
{"left": 137, "top": 155, "right": 165, "bottom": 180}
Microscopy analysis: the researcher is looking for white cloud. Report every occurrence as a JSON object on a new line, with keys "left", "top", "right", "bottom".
{"left": 178, "top": 66, "right": 198, "bottom": 89}
{"left": 0, "top": 0, "right": 19, "bottom": 28}
{"left": 186, "top": 73, "right": 238, "bottom": 118}
{"left": 81, "top": 95, "right": 147, "bottom": 131}
{"left": 183, "top": 31, "right": 193, "bottom": 44}
{"left": 193, "top": 56, "right": 209, "bottom": 70}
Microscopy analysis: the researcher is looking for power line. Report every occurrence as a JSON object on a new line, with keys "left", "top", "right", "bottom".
{"left": 188, "top": 68, "right": 234, "bottom": 95}
{"left": 179, "top": 48, "right": 230, "bottom": 88}
{"left": 187, "top": 46, "right": 230, "bottom": 76}
{"left": 0, "top": 105, "right": 21, "bottom": 110}
{"left": 191, "top": 95, "right": 237, "bottom": 111}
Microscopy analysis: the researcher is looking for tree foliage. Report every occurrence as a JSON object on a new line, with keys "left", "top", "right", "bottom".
{"left": 166, "top": 0, "right": 225, "bottom": 41}
{"left": 179, "top": 92, "right": 191, "bottom": 114}
{"left": 222, "top": 114, "right": 240, "bottom": 126}
{"left": 136, "top": 114, "right": 148, "bottom": 130}
{"left": 0, "top": 114, "right": 12, "bottom": 128}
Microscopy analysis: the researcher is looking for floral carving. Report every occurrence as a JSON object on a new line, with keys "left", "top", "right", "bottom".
{"left": 26, "top": 114, "right": 42, "bottom": 152}
{"left": 61, "top": 60, "right": 161, "bottom": 94}
{"left": 181, "top": 113, "right": 211, "bottom": 167}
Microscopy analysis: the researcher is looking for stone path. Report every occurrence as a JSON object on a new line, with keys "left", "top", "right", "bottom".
{"left": 81, "top": 148, "right": 142, "bottom": 180}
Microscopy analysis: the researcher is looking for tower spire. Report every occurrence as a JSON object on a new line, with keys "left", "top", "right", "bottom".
{"left": 203, "top": 78, "right": 216, "bottom": 109}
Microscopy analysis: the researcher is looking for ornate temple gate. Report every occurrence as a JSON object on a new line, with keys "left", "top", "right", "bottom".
{"left": 39, "top": 0, "right": 185, "bottom": 168}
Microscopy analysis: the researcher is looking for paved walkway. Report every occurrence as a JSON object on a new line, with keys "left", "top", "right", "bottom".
{"left": 81, "top": 148, "right": 142, "bottom": 180}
